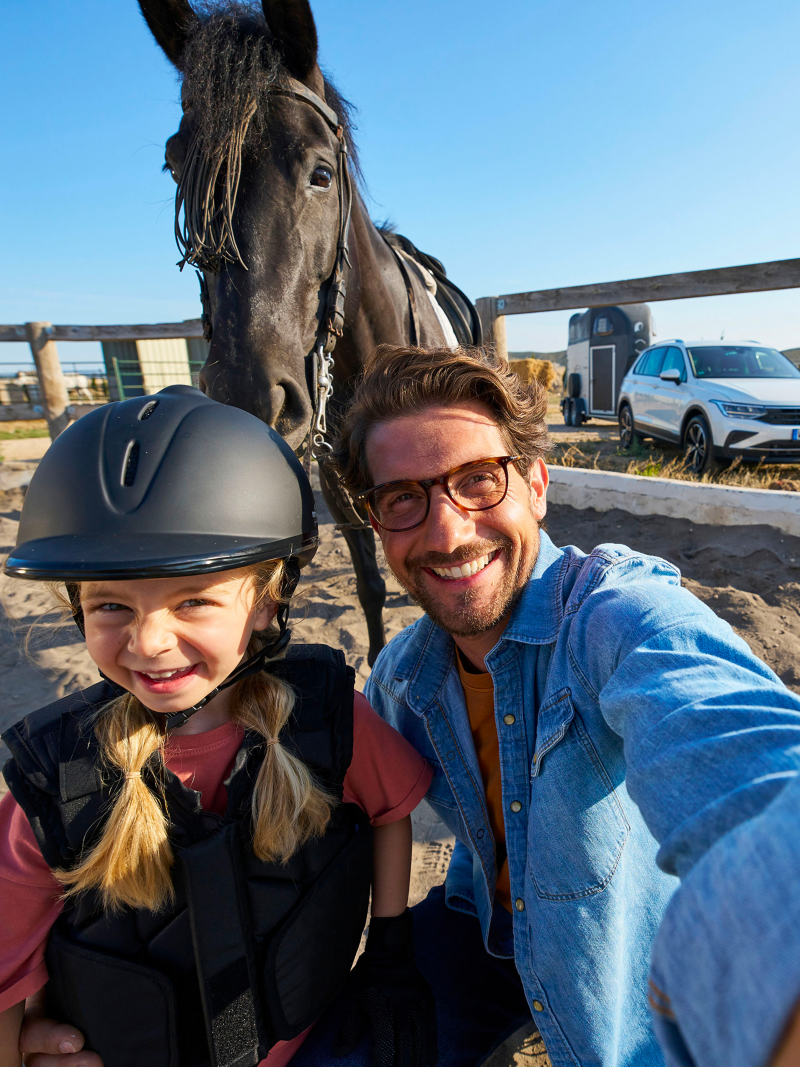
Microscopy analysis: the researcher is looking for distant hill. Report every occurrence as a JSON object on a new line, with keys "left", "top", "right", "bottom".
{"left": 783, "top": 348, "right": 800, "bottom": 368}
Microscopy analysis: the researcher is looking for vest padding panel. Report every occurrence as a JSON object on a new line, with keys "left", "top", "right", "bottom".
{"left": 46, "top": 926, "right": 180, "bottom": 1067}
{"left": 265, "top": 820, "right": 372, "bottom": 1037}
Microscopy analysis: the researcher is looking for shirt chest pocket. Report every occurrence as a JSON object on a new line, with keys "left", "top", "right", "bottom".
{"left": 527, "top": 689, "right": 629, "bottom": 902}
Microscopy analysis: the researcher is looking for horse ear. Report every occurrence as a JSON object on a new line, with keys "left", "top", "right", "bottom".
{"left": 138, "top": 0, "right": 198, "bottom": 68}
{"left": 261, "top": 0, "right": 319, "bottom": 81}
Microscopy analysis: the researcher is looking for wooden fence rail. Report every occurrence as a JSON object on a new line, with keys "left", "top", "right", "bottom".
{"left": 0, "top": 320, "right": 204, "bottom": 344}
{"left": 0, "top": 320, "right": 204, "bottom": 440}
{"left": 477, "top": 257, "right": 800, "bottom": 360}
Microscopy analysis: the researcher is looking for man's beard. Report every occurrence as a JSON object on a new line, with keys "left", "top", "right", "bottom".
{"left": 396, "top": 535, "right": 537, "bottom": 638}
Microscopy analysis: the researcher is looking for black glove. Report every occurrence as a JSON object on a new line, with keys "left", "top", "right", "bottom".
{"left": 333, "top": 909, "right": 438, "bottom": 1067}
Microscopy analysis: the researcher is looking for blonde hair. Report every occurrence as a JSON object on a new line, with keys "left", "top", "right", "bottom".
{"left": 54, "top": 559, "right": 334, "bottom": 913}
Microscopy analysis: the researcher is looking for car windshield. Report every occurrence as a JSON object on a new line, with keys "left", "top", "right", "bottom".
{"left": 687, "top": 346, "right": 800, "bottom": 379}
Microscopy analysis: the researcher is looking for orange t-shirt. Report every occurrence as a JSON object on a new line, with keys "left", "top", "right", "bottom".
{"left": 0, "top": 692, "right": 432, "bottom": 1066}
{"left": 456, "top": 653, "right": 511, "bottom": 912}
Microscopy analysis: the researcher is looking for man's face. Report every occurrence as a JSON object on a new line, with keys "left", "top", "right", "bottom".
{"left": 365, "top": 401, "right": 548, "bottom": 639}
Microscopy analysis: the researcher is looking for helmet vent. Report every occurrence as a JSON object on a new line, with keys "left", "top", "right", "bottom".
{"left": 122, "top": 441, "right": 140, "bottom": 487}
{"left": 138, "top": 401, "right": 159, "bottom": 421}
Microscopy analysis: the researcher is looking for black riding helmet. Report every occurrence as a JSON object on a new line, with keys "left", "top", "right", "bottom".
{"left": 5, "top": 385, "right": 319, "bottom": 728}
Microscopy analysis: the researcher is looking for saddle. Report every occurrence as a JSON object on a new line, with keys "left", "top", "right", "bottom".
{"left": 382, "top": 232, "right": 483, "bottom": 347}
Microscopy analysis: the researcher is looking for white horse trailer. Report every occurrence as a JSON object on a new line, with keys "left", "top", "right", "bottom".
{"left": 561, "top": 304, "right": 653, "bottom": 426}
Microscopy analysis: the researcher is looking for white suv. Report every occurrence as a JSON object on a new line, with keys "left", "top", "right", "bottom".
{"left": 617, "top": 341, "right": 800, "bottom": 473}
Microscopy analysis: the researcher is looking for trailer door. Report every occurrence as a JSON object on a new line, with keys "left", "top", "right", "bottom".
{"left": 590, "top": 345, "right": 615, "bottom": 414}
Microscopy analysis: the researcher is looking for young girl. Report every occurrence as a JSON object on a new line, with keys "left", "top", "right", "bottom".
{"left": 0, "top": 386, "right": 436, "bottom": 1067}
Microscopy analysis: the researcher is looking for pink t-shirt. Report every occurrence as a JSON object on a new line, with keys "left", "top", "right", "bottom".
{"left": 0, "top": 692, "right": 432, "bottom": 1066}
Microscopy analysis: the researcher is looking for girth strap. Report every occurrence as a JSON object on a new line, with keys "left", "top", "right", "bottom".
{"left": 182, "top": 825, "right": 266, "bottom": 1067}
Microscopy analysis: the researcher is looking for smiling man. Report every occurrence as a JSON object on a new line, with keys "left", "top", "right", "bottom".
{"left": 317, "top": 344, "right": 800, "bottom": 1067}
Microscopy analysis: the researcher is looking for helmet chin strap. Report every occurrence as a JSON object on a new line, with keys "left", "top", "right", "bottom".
{"left": 163, "top": 626, "right": 292, "bottom": 731}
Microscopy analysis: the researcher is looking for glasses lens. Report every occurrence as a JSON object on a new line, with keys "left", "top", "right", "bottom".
{"left": 369, "top": 482, "right": 429, "bottom": 530}
{"left": 449, "top": 460, "right": 508, "bottom": 510}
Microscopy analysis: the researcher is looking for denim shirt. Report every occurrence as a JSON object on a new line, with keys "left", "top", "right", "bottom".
{"left": 364, "top": 532, "right": 800, "bottom": 1067}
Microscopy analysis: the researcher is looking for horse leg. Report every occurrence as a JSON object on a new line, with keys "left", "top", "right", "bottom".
{"left": 317, "top": 467, "right": 387, "bottom": 666}
{"left": 340, "top": 526, "right": 387, "bottom": 667}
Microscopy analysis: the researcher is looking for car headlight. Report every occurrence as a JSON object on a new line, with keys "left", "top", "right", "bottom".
{"left": 711, "top": 401, "right": 768, "bottom": 419}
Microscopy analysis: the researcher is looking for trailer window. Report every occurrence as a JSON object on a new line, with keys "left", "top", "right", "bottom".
{"left": 593, "top": 316, "right": 613, "bottom": 336}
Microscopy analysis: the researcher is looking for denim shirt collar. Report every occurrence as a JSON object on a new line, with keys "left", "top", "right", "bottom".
{"left": 400, "top": 531, "right": 566, "bottom": 716}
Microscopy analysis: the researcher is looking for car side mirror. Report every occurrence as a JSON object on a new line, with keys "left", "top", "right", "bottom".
{"left": 659, "top": 368, "right": 682, "bottom": 384}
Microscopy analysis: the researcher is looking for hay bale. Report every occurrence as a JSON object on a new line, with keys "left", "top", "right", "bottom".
{"left": 511, "top": 359, "right": 556, "bottom": 391}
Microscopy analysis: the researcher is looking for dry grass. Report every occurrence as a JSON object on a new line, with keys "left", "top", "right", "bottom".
{"left": 551, "top": 439, "right": 800, "bottom": 489}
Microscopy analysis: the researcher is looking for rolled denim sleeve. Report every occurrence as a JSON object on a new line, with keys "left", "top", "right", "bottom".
{"left": 648, "top": 771, "right": 800, "bottom": 1067}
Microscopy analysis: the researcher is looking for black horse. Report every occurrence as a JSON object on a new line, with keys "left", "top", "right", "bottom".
{"left": 138, "top": 0, "right": 480, "bottom": 664}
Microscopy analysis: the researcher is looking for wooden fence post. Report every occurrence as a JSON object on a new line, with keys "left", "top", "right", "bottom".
{"left": 475, "top": 297, "right": 509, "bottom": 362}
{"left": 25, "top": 322, "right": 70, "bottom": 440}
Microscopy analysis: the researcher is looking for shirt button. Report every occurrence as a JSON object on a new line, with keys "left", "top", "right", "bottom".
{"left": 515, "top": 898, "right": 525, "bottom": 912}
{"left": 532, "top": 1000, "right": 544, "bottom": 1012}
{"left": 510, "top": 800, "right": 522, "bottom": 813}
{"left": 503, "top": 714, "right": 516, "bottom": 725}
{"left": 446, "top": 751, "right": 455, "bottom": 760}
{"left": 476, "top": 829, "right": 485, "bottom": 839}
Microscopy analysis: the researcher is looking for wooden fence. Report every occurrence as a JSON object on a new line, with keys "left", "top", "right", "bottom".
{"left": 475, "top": 257, "right": 800, "bottom": 361}
{"left": 5, "top": 256, "right": 800, "bottom": 439}
{"left": 0, "top": 321, "right": 204, "bottom": 439}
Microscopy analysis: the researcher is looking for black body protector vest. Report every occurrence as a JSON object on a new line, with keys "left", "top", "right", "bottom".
{"left": 2, "top": 645, "right": 373, "bottom": 1067}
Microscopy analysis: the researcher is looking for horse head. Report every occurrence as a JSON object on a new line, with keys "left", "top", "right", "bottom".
{"left": 139, "top": 0, "right": 354, "bottom": 451}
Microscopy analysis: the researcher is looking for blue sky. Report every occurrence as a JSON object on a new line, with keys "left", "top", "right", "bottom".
{"left": 2, "top": 0, "right": 800, "bottom": 369}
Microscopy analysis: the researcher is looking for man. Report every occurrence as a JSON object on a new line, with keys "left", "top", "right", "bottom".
{"left": 312, "top": 343, "right": 800, "bottom": 1067}
{"left": 19, "top": 345, "right": 800, "bottom": 1067}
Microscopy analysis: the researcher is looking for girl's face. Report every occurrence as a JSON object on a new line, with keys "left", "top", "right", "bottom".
{"left": 81, "top": 570, "right": 275, "bottom": 722}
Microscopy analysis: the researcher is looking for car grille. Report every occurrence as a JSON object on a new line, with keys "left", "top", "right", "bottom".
{"left": 757, "top": 408, "right": 800, "bottom": 425}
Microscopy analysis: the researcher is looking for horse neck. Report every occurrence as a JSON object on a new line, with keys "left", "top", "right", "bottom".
{"left": 334, "top": 191, "right": 413, "bottom": 380}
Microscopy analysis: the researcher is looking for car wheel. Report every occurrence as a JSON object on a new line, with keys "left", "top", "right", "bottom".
{"left": 566, "top": 399, "right": 575, "bottom": 426}
{"left": 683, "top": 415, "right": 722, "bottom": 475}
{"left": 618, "top": 404, "right": 639, "bottom": 449}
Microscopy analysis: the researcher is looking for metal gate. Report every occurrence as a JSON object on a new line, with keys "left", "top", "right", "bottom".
{"left": 590, "top": 345, "right": 615, "bottom": 414}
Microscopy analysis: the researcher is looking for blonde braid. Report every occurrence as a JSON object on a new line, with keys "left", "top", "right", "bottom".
{"left": 55, "top": 694, "right": 174, "bottom": 913}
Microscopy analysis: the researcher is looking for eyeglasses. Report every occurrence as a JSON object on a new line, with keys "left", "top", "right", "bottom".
{"left": 356, "top": 456, "right": 522, "bottom": 532}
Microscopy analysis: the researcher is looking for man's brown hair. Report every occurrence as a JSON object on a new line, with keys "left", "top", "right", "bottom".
{"left": 333, "top": 345, "right": 551, "bottom": 493}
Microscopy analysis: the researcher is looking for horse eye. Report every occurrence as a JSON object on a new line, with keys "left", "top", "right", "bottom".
{"left": 311, "top": 165, "right": 333, "bottom": 189}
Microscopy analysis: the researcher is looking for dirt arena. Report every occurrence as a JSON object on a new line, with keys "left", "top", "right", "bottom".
{"left": 0, "top": 447, "right": 797, "bottom": 1066}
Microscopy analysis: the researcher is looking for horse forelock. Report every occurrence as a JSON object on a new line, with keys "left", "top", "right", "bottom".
{"left": 173, "top": 1, "right": 359, "bottom": 273}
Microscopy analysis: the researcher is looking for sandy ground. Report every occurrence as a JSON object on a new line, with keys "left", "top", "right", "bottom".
{"left": 0, "top": 438, "right": 50, "bottom": 463}
{"left": 1, "top": 430, "right": 798, "bottom": 1066}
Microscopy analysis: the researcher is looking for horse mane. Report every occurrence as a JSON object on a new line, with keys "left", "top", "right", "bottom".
{"left": 173, "top": 1, "right": 360, "bottom": 273}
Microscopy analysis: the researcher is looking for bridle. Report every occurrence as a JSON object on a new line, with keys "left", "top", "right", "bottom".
{"left": 186, "top": 76, "right": 410, "bottom": 530}
{"left": 193, "top": 77, "right": 351, "bottom": 456}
